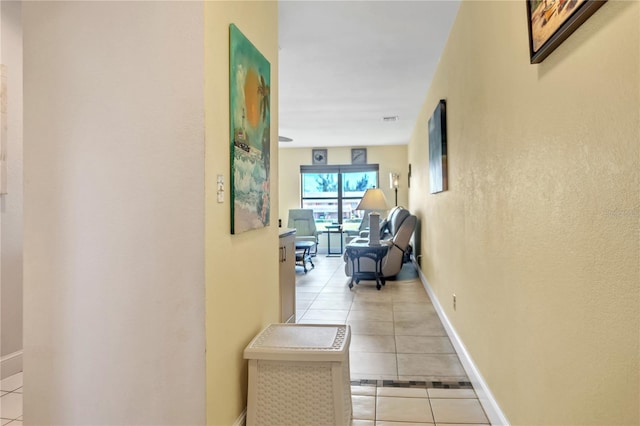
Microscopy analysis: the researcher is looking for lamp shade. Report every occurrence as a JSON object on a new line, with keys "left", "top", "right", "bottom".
{"left": 356, "top": 188, "right": 388, "bottom": 246}
{"left": 356, "top": 188, "right": 389, "bottom": 211}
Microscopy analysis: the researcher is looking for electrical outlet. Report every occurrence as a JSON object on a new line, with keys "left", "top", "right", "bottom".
{"left": 453, "top": 294, "right": 457, "bottom": 311}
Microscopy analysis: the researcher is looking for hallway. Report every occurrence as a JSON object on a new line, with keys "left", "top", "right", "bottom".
{"left": 0, "top": 256, "right": 492, "bottom": 426}
{"left": 295, "top": 255, "right": 491, "bottom": 424}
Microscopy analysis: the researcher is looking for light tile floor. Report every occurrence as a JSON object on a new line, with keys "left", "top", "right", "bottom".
{"left": 296, "top": 254, "right": 491, "bottom": 425}
{"left": 0, "top": 255, "right": 490, "bottom": 425}
{"left": 0, "top": 372, "right": 23, "bottom": 426}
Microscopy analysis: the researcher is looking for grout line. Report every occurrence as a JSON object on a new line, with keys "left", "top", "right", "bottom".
{"left": 427, "top": 388, "right": 437, "bottom": 424}
{"left": 373, "top": 388, "right": 378, "bottom": 422}
{"left": 392, "top": 299, "right": 399, "bottom": 380}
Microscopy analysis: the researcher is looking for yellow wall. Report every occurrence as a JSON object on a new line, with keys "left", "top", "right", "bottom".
{"left": 204, "top": 2, "right": 279, "bottom": 425}
{"left": 278, "top": 145, "right": 409, "bottom": 223}
{"left": 409, "top": 1, "right": 639, "bottom": 425}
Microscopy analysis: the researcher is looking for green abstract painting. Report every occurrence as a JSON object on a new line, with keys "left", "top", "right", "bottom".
{"left": 229, "top": 24, "right": 271, "bottom": 234}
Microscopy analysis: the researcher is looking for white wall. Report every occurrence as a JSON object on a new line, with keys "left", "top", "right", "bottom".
{"left": 23, "top": 2, "right": 205, "bottom": 424}
{"left": 0, "top": 0, "right": 23, "bottom": 379}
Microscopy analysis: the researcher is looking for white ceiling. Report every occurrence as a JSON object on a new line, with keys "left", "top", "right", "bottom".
{"left": 278, "top": 0, "right": 460, "bottom": 149}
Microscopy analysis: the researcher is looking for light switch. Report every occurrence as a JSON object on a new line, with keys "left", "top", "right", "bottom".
{"left": 217, "top": 174, "right": 224, "bottom": 203}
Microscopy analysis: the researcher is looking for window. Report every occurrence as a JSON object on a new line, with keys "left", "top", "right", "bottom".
{"left": 300, "top": 164, "right": 379, "bottom": 232}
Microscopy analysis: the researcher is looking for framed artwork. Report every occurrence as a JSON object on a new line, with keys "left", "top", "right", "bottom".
{"left": 229, "top": 24, "right": 271, "bottom": 234}
{"left": 312, "top": 149, "right": 327, "bottom": 165}
{"left": 428, "top": 99, "right": 447, "bottom": 194}
{"left": 526, "top": 0, "right": 606, "bottom": 64}
{"left": 351, "top": 148, "right": 367, "bottom": 164}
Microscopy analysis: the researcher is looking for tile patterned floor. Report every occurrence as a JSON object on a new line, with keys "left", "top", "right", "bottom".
{"left": 0, "top": 372, "right": 23, "bottom": 426}
{"left": 350, "top": 385, "right": 489, "bottom": 425}
{"left": 296, "top": 254, "right": 491, "bottom": 425}
{"left": 0, "top": 255, "right": 490, "bottom": 425}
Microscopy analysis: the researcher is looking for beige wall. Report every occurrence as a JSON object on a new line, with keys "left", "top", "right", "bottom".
{"left": 409, "top": 1, "right": 639, "bottom": 425}
{"left": 204, "top": 2, "right": 279, "bottom": 425}
{"left": 278, "top": 145, "right": 409, "bottom": 225}
{"left": 0, "top": 0, "right": 23, "bottom": 378}
{"left": 23, "top": 2, "right": 206, "bottom": 423}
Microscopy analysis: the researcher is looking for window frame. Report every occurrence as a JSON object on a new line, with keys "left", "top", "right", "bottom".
{"left": 300, "top": 164, "right": 379, "bottom": 228}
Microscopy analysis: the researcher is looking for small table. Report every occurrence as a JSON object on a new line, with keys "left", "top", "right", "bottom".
{"left": 344, "top": 241, "right": 390, "bottom": 290}
{"left": 324, "top": 224, "right": 344, "bottom": 257}
{"left": 295, "top": 241, "right": 315, "bottom": 273}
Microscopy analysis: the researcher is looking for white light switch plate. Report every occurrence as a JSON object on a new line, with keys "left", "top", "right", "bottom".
{"left": 216, "top": 174, "right": 224, "bottom": 203}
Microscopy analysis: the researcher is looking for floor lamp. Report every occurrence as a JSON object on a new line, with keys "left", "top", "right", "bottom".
{"left": 389, "top": 173, "right": 400, "bottom": 206}
{"left": 356, "top": 188, "right": 389, "bottom": 246}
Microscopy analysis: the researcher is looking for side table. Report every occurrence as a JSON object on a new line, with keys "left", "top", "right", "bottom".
{"left": 325, "top": 224, "right": 344, "bottom": 257}
{"left": 344, "top": 241, "right": 391, "bottom": 290}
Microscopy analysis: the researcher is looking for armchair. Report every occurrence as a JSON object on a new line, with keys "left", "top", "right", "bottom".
{"left": 344, "top": 213, "right": 416, "bottom": 279}
{"left": 287, "top": 209, "right": 319, "bottom": 256}
{"left": 358, "top": 206, "right": 410, "bottom": 241}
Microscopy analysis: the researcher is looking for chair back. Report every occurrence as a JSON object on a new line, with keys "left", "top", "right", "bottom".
{"left": 382, "top": 215, "right": 417, "bottom": 276}
{"left": 287, "top": 209, "right": 317, "bottom": 237}
{"left": 384, "top": 207, "right": 410, "bottom": 238}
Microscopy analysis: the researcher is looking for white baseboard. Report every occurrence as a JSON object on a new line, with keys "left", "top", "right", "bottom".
{"left": 233, "top": 408, "right": 246, "bottom": 426}
{"left": 1, "top": 350, "right": 23, "bottom": 380}
{"left": 413, "top": 261, "right": 510, "bottom": 426}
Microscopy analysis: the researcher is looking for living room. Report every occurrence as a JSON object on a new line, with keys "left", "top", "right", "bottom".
{"left": 279, "top": 145, "right": 409, "bottom": 240}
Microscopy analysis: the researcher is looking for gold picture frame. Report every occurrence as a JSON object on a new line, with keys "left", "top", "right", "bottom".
{"left": 526, "top": 0, "right": 606, "bottom": 64}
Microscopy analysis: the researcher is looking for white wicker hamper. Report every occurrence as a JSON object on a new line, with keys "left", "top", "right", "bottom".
{"left": 243, "top": 323, "right": 352, "bottom": 426}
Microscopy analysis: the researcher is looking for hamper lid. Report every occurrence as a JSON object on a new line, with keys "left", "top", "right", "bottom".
{"left": 244, "top": 324, "right": 351, "bottom": 362}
